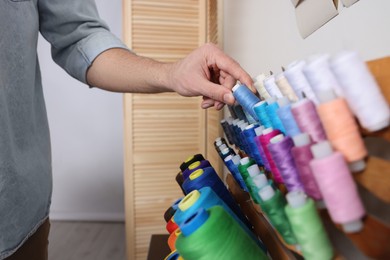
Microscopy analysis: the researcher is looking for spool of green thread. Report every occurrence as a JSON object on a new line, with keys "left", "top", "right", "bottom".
{"left": 258, "top": 185, "right": 297, "bottom": 245}
{"left": 238, "top": 157, "right": 256, "bottom": 192}
{"left": 176, "top": 206, "right": 268, "bottom": 260}
{"left": 285, "top": 191, "right": 334, "bottom": 260}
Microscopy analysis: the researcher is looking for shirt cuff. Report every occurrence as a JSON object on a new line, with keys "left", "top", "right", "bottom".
{"left": 73, "top": 31, "right": 129, "bottom": 84}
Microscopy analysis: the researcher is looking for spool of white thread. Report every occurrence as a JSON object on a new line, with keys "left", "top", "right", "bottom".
{"left": 303, "top": 54, "right": 343, "bottom": 97}
{"left": 284, "top": 60, "right": 318, "bottom": 104}
{"left": 254, "top": 74, "right": 271, "bottom": 100}
{"left": 264, "top": 75, "right": 283, "bottom": 98}
{"left": 275, "top": 72, "right": 299, "bottom": 102}
{"left": 330, "top": 50, "right": 390, "bottom": 131}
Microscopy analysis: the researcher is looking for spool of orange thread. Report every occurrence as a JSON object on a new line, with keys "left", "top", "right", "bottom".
{"left": 168, "top": 228, "right": 181, "bottom": 251}
{"left": 316, "top": 89, "right": 367, "bottom": 172}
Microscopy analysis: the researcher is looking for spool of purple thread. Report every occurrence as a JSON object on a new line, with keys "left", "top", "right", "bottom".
{"left": 268, "top": 134, "right": 304, "bottom": 192}
{"left": 291, "top": 133, "right": 323, "bottom": 201}
{"left": 291, "top": 99, "right": 327, "bottom": 143}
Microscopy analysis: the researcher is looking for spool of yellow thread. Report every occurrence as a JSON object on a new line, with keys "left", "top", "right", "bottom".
{"left": 188, "top": 161, "right": 201, "bottom": 170}
{"left": 317, "top": 89, "right": 367, "bottom": 172}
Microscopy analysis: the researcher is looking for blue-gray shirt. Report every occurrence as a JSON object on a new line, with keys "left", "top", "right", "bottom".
{"left": 0, "top": 0, "right": 127, "bottom": 258}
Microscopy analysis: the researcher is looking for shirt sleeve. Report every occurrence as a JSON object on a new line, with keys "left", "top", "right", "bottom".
{"left": 38, "top": 0, "right": 129, "bottom": 84}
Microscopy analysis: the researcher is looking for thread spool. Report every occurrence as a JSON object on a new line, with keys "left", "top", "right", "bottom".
{"left": 284, "top": 60, "right": 318, "bottom": 103}
{"left": 182, "top": 160, "right": 212, "bottom": 180}
{"left": 259, "top": 128, "right": 284, "bottom": 184}
{"left": 254, "top": 101, "right": 273, "bottom": 128}
{"left": 176, "top": 206, "right": 268, "bottom": 260}
{"left": 243, "top": 108, "right": 257, "bottom": 124}
{"left": 303, "top": 53, "right": 343, "bottom": 97}
{"left": 264, "top": 74, "right": 283, "bottom": 98}
{"left": 291, "top": 133, "right": 323, "bottom": 201}
{"left": 243, "top": 124, "right": 264, "bottom": 166}
{"left": 317, "top": 89, "right": 367, "bottom": 172}
{"left": 224, "top": 155, "right": 248, "bottom": 191}
{"left": 258, "top": 185, "right": 298, "bottom": 245}
{"left": 164, "top": 250, "right": 182, "bottom": 260}
{"left": 228, "top": 105, "right": 238, "bottom": 119}
{"left": 285, "top": 191, "right": 334, "bottom": 260}
{"left": 291, "top": 99, "right": 327, "bottom": 143}
{"left": 310, "top": 141, "right": 365, "bottom": 233}
{"left": 214, "top": 137, "right": 227, "bottom": 151}
{"left": 232, "top": 83, "right": 261, "bottom": 120}
{"left": 251, "top": 174, "right": 271, "bottom": 202}
{"left": 222, "top": 117, "right": 236, "bottom": 145}
{"left": 277, "top": 97, "right": 301, "bottom": 137}
{"left": 232, "top": 104, "right": 247, "bottom": 122}
{"left": 180, "top": 154, "right": 205, "bottom": 172}
{"left": 168, "top": 228, "right": 181, "bottom": 251}
{"left": 254, "top": 126, "right": 271, "bottom": 171}
{"left": 254, "top": 73, "right": 271, "bottom": 99}
{"left": 164, "top": 198, "right": 183, "bottom": 222}
{"left": 166, "top": 217, "right": 179, "bottom": 234}
{"left": 237, "top": 157, "right": 256, "bottom": 191}
{"left": 173, "top": 187, "right": 257, "bottom": 243}
{"left": 182, "top": 167, "right": 248, "bottom": 227}
{"left": 265, "top": 98, "right": 286, "bottom": 133}
{"left": 220, "top": 147, "right": 236, "bottom": 161}
{"left": 330, "top": 50, "right": 390, "bottom": 131}
{"left": 275, "top": 72, "right": 299, "bottom": 102}
{"left": 245, "top": 165, "right": 265, "bottom": 203}
{"left": 175, "top": 171, "right": 186, "bottom": 195}
{"left": 268, "top": 134, "right": 304, "bottom": 192}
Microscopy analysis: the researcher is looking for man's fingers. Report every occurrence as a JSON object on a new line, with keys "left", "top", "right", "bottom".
{"left": 199, "top": 79, "right": 235, "bottom": 105}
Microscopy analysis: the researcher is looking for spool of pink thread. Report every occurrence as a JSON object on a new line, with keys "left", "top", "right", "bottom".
{"left": 259, "top": 128, "right": 284, "bottom": 184}
{"left": 291, "top": 99, "right": 327, "bottom": 143}
{"left": 291, "top": 133, "right": 322, "bottom": 201}
{"left": 310, "top": 141, "right": 365, "bottom": 233}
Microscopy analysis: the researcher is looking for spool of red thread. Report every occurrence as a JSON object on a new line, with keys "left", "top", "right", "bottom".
{"left": 166, "top": 217, "right": 179, "bottom": 234}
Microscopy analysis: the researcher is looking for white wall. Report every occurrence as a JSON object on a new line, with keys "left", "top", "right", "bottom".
{"left": 38, "top": 0, "right": 125, "bottom": 221}
{"left": 224, "top": 0, "right": 390, "bottom": 77}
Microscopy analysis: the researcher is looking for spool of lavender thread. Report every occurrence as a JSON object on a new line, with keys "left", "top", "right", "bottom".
{"left": 291, "top": 133, "right": 323, "bottom": 201}
{"left": 268, "top": 134, "right": 304, "bottom": 192}
{"left": 291, "top": 99, "right": 327, "bottom": 143}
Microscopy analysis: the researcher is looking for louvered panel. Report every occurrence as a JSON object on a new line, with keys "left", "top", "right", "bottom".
{"left": 206, "top": 108, "right": 223, "bottom": 175}
{"left": 124, "top": 0, "right": 223, "bottom": 259}
{"left": 134, "top": 162, "right": 183, "bottom": 259}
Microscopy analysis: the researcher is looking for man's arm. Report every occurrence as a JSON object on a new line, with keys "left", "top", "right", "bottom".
{"left": 86, "top": 44, "right": 254, "bottom": 110}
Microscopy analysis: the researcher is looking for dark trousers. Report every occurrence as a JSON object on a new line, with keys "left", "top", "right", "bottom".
{"left": 6, "top": 219, "right": 50, "bottom": 260}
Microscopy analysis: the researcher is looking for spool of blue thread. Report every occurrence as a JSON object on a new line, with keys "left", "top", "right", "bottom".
{"left": 220, "top": 146, "right": 236, "bottom": 161}
{"left": 224, "top": 154, "right": 248, "bottom": 191}
{"left": 232, "top": 120, "right": 244, "bottom": 149}
{"left": 182, "top": 160, "right": 212, "bottom": 180}
{"left": 220, "top": 118, "right": 234, "bottom": 145}
{"left": 265, "top": 98, "right": 286, "bottom": 134}
{"left": 253, "top": 101, "right": 273, "bottom": 128}
{"left": 239, "top": 123, "right": 251, "bottom": 155}
{"left": 232, "top": 104, "right": 247, "bottom": 121}
{"left": 242, "top": 124, "right": 264, "bottom": 166}
{"left": 228, "top": 105, "right": 238, "bottom": 119}
{"left": 173, "top": 187, "right": 259, "bottom": 244}
{"left": 230, "top": 119, "right": 240, "bottom": 146}
{"left": 182, "top": 167, "right": 250, "bottom": 228}
{"left": 232, "top": 84, "right": 260, "bottom": 120}
{"left": 277, "top": 97, "right": 301, "bottom": 137}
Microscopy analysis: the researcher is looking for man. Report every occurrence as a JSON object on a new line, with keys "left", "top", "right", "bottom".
{"left": 0, "top": 0, "right": 253, "bottom": 259}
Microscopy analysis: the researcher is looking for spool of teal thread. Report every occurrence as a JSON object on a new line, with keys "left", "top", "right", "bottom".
{"left": 285, "top": 191, "right": 334, "bottom": 260}
{"left": 258, "top": 185, "right": 298, "bottom": 245}
{"left": 265, "top": 98, "right": 286, "bottom": 134}
{"left": 254, "top": 101, "right": 273, "bottom": 128}
{"left": 176, "top": 206, "right": 268, "bottom": 260}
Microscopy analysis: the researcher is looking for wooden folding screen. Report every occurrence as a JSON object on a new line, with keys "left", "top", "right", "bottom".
{"left": 122, "top": 1, "right": 223, "bottom": 259}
